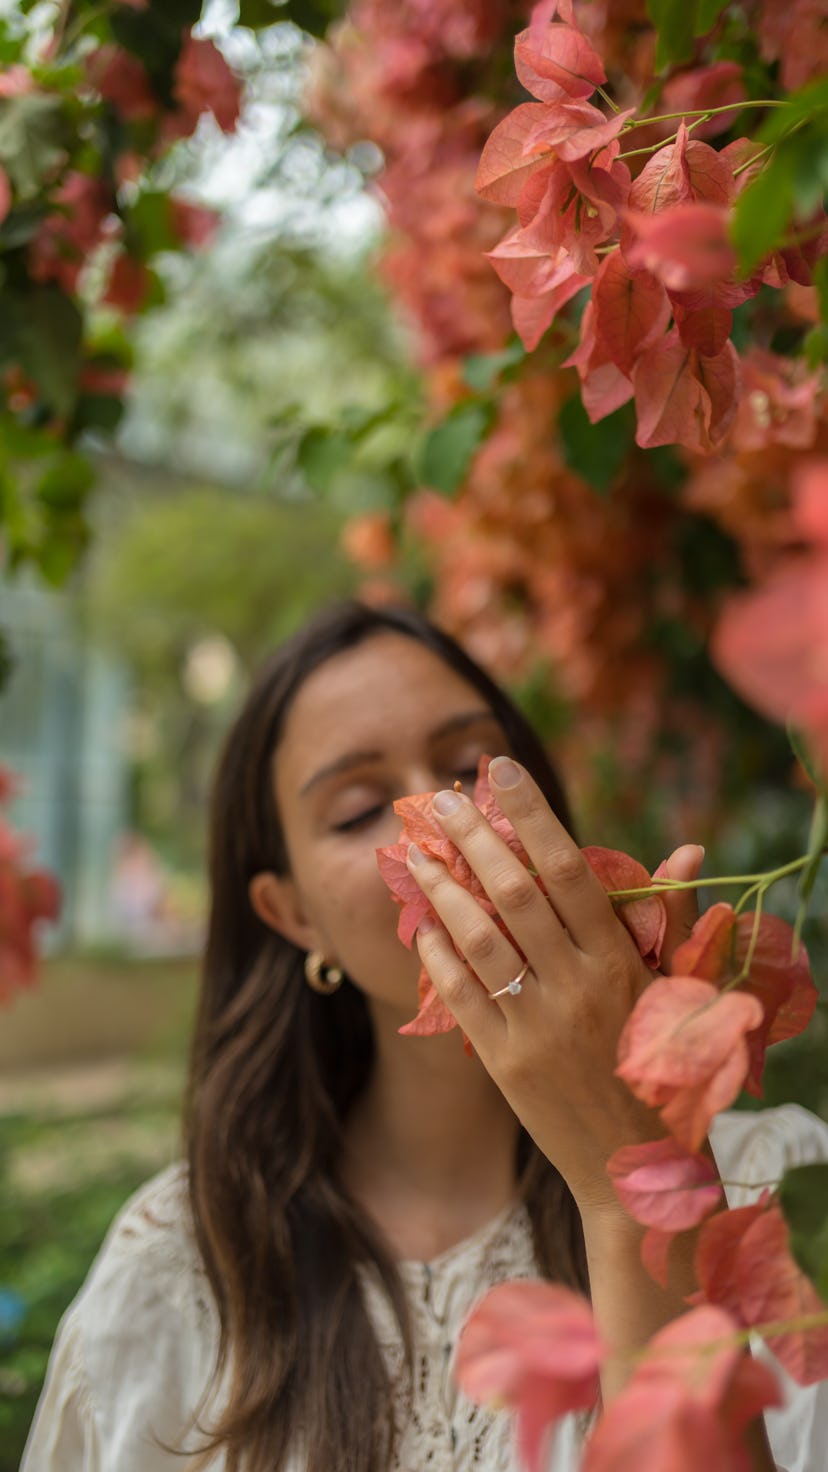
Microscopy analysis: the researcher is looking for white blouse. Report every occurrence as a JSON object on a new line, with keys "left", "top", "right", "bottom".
{"left": 21, "top": 1104, "right": 828, "bottom": 1472}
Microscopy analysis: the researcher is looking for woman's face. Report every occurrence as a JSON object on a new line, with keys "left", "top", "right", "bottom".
{"left": 269, "top": 632, "right": 509, "bottom": 1019}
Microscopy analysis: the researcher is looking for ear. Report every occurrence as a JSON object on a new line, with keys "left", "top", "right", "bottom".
{"left": 248, "top": 871, "right": 320, "bottom": 954}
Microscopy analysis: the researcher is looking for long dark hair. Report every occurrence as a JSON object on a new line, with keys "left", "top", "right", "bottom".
{"left": 185, "top": 600, "right": 587, "bottom": 1472}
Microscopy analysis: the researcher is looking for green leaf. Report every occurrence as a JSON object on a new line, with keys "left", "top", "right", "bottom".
{"left": 297, "top": 425, "right": 350, "bottom": 494}
{"left": 0, "top": 95, "right": 66, "bottom": 201}
{"left": 462, "top": 341, "right": 526, "bottom": 393}
{"left": 0, "top": 202, "right": 45, "bottom": 250}
{"left": 757, "top": 79, "right": 828, "bottom": 145}
{"left": 273, "top": 0, "right": 346, "bottom": 37}
{"left": 731, "top": 157, "right": 793, "bottom": 277}
{"left": 792, "top": 133, "right": 828, "bottom": 219}
{"left": 647, "top": 0, "right": 695, "bottom": 68}
{"left": 778, "top": 1162, "right": 828, "bottom": 1304}
{"left": 237, "top": 0, "right": 285, "bottom": 26}
{"left": 415, "top": 402, "right": 494, "bottom": 497}
{"left": 126, "top": 191, "right": 176, "bottom": 258}
{"left": 694, "top": 0, "right": 730, "bottom": 33}
{"left": 559, "top": 394, "right": 634, "bottom": 496}
{"left": 35, "top": 520, "right": 89, "bottom": 586}
{"left": 19, "top": 289, "right": 83, "bottom": 418}
{"left": 788, "top": 725, "right": 825, "bottom": 790}
{"left": 35, "top": 453, "right": 95, "bottom": 511}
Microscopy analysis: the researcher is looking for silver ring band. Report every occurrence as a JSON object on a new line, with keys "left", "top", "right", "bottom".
{"left": 490, "top": 961, "right": 530, "bottom": 1000}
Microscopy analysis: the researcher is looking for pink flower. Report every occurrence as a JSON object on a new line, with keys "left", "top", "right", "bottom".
{"left": 456, "top": 1280, "right": 604, "bottom": 1472}
{"left": 173, "top": 35, "right": 242, "bottom": 136}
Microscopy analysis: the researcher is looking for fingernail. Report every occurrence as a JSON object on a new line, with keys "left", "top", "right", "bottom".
{"left": 489, "top": 756, "right": 521, "bottom": 789}
{"left": 433, "top": 789, "right": 462, "bottom": 816}
{"left": 408, "top": 842, "right": 426, "bottom": 865}
{"left": 417, "top": 913, "right": 437, "bottom": 935}
{"left": 696, "top": 845, "right": 706, "bottom": 859}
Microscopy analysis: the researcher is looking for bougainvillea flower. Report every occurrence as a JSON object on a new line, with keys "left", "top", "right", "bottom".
{"left": 607, "top": 1135, "right": 723, "bottom": 1286}
{"left": 173, "top": 35, "right": 241, "bottom": 135}
{"left": 476, "top": 102, "right": 559, "bottom": 206}
{"left": 169, "top": 198, "right": 220, "bottom": 251}
{"left": 607, "top": 1136, "right": 723, "bottom": 1231}
{"left": 103, "top": 253, "right": 152, "bottom": 316}
{"left": 379, "top": 755, "right": 527, "bottom": 1038}
{"left": 487, "top": 235, "right": 589, "bottom": 350}
{"left": 794, "top": 459, "right": 828, "bottom": 543}
{"left": 696, "top": 1200, "right": 828, "bottom": 1385}
{"left": 0, "top": 824, "right": 61, "bottom": 1003}
{"left": 732, "top": 350, "right": 823, "bottom": 452}
{"left": 713, "top": 464, "right": 828, "bottom": 773}
{"left": 671, "top": 902, "right": 817, "bottom": 1095}
{"left": 486, "top": 229, "right": 582, "bottom": 301}
{"left": 563, "top": 300, "right": 634, "bottom": 423}
{"left": 0, "top": 766, "right": 19, "bottom": 804}
{"left": 28, "top": 173, "right": 113, "bottom": 295}
{"left": 627, "top": 122, "right": 735, "bottom": 215}
{"left": 456, "top": 1280, "right": 603, "bottom": 1472}
{"left": 657, "top": 62, "right": 747, "bottom": 142}
{"left": 589, "top": 249, "right": 670, "bottom": 377}
{"left": 87, "top": 45, "right": 158, "bottom": 122}
{"left": 615, "top": 976, "right": 764, "bottom": 1151}
{"left": 624, "top": 203, "right": 736, "bottom": 294}
{"left": 513, "top": 16, "right": 606, "bottom": 104}
{"left": 632, "top": 330, "right": 740, "bottom": 452}
{"left": 582, "top": 1305, "right": 781, "bottom": 1472}
{"left": 581, "top": 845, "right": 666, "bottom": 966}
{"left": 523, "top": 100, "right": 634, "bottom": 166}
{"left": 379, "top": 758, "right": 671, "bottom": 1036}
{"left": 670, "top": 294, "right": 734, "bottom": 359}
{"left": 510, "top": 271, "right": 588, "bottom": 351}
{"left": 517, "top": 146, "right": 630, "bottom": 273}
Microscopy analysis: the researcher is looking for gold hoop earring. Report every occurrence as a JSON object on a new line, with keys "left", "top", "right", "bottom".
{"left": 304, "top": 950, "right": 344, "bottom": 995}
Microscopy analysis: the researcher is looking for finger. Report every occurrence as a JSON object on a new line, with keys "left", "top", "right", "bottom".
{"left": 416, "top": 912, "right": 509, "bottom": 1040}
{"left": 485, "top": 756, "right": 616, "bottom": 951}
{"left": 407, "top": 842, "right": 530, "bottom": 1001}
{"left": 427, "top": 787, "right": 569, "bottom": 974}
{"left": 657, "top": 843, "right": 704, "bottom": 971}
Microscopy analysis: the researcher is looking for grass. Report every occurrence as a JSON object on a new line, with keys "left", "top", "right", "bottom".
{"left": 0, "top": 954, "right": 194, "bottom": 1470}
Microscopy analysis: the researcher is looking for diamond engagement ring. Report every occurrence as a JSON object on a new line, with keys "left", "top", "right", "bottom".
{"left": 490, "top": 961, "right": 530, "bottom": 1000}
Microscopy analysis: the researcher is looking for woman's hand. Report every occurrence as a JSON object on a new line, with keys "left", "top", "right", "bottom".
{"left": 408, "top": 756, "right": 702, "bottom": 1214}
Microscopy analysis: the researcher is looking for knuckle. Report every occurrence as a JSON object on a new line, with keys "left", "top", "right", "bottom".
{"left": 440, "top": 964, "right": 475, "bottom": 1008}
{"left": 544, "top": 848, "right": 584, "bottom": 889}
{"left": 462, "top": 919, "right": 499, "bottom": 967}
{"left": 490, "top": 867, "right": 537, "bottom": 914}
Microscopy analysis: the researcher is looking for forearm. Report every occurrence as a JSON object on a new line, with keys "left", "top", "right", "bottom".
{"left": 582, "top": 1206, "right": 777, "bottom": 1470}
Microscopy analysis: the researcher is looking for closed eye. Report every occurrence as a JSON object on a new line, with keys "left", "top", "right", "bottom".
{"left": 331, "top": 804, "right": 386, "bottom": 833}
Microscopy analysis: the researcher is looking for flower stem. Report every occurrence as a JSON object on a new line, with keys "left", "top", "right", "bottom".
{"left": 621, "top": 99, "right": 789, "bottom": 134}
{"left": 608, "top": 853, "right": 816, "bottom": 903}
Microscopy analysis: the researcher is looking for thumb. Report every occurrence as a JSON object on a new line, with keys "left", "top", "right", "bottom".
{"left": 656, "top": 843, "right": 705, "bottom": 972}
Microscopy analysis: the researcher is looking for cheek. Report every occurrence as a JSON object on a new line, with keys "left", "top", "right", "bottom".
{"left": 299, "top": 844, "right": 401, "bottom": 952}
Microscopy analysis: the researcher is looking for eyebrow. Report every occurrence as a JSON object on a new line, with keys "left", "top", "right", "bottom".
{"left": 298, "top": 709, "right": 501, "bottom": 796}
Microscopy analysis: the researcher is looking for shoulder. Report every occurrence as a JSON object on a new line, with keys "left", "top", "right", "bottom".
{"left": 76, "top": 1159, "right": 218, "bottom": 1387}
{"left": 24, "top": 1163, "right": 221, "bottom": 1472}
{"left": 709, "top": 1103, "right": 828, "bottom": 1207}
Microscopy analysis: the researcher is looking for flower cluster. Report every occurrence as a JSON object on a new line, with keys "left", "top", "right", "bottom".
{"left": 310, "top": 0, "right": 828, "bottom": 838}
{"left": 0, "top": 7, "right": 242, "bottom": 588}
{"left": 478, "top": 2, "right": 826, "bottom": 455}
{"left": 0, "top": 768, "right": 60, "bottom": 1001}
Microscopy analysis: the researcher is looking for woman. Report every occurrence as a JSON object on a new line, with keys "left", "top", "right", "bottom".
{"left": 23, "top": 600, "right": 828, "bottom": 1471}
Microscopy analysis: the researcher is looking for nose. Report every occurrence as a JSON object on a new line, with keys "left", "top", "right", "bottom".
{"left": 401, "top": 764, "right": 445, "bottom": 800}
